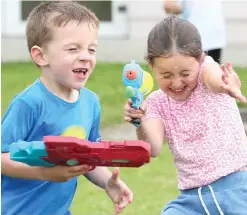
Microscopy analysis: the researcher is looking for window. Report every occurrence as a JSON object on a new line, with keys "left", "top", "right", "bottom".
{"left": 21, "top": 1, "right": 112, "bottom": 22}
{"left": 2, "top": 0, "right": 127, "bottom": 38}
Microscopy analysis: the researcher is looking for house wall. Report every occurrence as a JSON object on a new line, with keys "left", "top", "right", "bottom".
{"left": 1, "top": 1, "right": 247, "bottom": 66}
{"left": 221, "top": 1, "right": 247, "bottom": 66}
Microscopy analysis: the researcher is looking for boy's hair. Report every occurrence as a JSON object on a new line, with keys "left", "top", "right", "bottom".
{"left": 146, "top": 16, "right": 203, "bottom": 63}
{"left": 26, "top": 1, "right": 99, "bottom": 52}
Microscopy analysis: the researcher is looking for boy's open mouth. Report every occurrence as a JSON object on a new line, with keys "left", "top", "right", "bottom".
{"left": 72, "top": 68, "right": 88, "bottom": 79}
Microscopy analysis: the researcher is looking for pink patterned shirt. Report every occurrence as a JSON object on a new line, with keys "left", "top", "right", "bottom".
{"left": 146, "top": 56, "right": 247, "bottom": 190}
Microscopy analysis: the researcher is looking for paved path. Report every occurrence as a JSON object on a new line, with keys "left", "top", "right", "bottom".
{"left": 101, "top": 108, "right": 247, "bottom": 140}
{"left": 101, "top": 123, "right": 137, "bottom": 140}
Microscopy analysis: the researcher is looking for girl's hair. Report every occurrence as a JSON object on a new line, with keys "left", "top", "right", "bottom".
{"left": 146, "top": 16, "right": 203, "bottom": 63}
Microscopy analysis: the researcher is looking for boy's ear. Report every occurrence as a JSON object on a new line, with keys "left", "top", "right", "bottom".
{"left": 30, "top": 45, "right": 48, "bottom": 67}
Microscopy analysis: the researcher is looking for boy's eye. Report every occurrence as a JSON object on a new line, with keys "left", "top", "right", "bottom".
{"left": 68, "top": 48, "right": 77, "bottom": 51}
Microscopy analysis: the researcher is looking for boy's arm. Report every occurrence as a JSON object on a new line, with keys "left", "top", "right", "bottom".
{"left": 2, "top": 153, "right": 44, "bottom": 180}
{"left": 85, "top": 167, "right": 133, "bottom": 215}
{"left": 1, "top": 99, "right": 44, "bottom": 180}
{"left": 84, "top": 167, "right": 112, "bottom": 189}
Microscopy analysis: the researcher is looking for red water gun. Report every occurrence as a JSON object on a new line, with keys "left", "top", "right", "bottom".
{"left": 10, "top": 136, "right": 151, "bottom": 170}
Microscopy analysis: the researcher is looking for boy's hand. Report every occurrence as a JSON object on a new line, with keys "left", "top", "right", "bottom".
{"left": 124, "top": 99, "right": 147, "bottom": 124}
{"left": 40, "top": 164, "right": 93, "bottom": 182}
{"left": 106, "top": 168, "right": 133, "bottom": 215}
{"left": 220, "top": 62, "right": 247, "bottom": 104}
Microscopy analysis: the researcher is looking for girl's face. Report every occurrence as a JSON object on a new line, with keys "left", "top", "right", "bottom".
{"left": 151, "top": 54, "right": 201, "bottom": 101}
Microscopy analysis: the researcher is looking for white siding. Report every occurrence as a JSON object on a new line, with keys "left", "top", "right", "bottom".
{"left": 1, "top": 1, "right": 247, "bottom": 66}
{"left": 223, "top": 1, "right": 247, "bottom": 19}
{"left": 128, "top": 1, "right": 164, "bottom": 20}
{"left": 222, "top": 1, "right": 247, "bottom": 65}
{"left": 226, "top": 21, "right": 247, "bottom": 45}
{"left": 1, "top": 38, "right": 31, "bottom": 62}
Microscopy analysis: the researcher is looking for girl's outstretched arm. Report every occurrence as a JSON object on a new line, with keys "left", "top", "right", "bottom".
{"left": 202, "top": 62, "right": 246, "bottom": 103}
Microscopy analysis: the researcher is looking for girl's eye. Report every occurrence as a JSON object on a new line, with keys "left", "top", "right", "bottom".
{"left": 162, "top": 76, "right": 172, "bottom": 79}
{"left": 89, "top": 49, "right": 96, "bottom": 53}
{"left": 181, "top": 74, "right": 189, "bottom": 77}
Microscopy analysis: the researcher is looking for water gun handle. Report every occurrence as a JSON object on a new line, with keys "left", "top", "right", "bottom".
{"left": 132, "top": 118, "right": 141, "bottom": 127}
{"left": 130, "top": 100, "right": 141, "bottom": 128}
{"left": 10, "top": 141, "right": 55, "bottom": 167}
{"left": 125, "top": 86, "right": 142, "bottom": 127}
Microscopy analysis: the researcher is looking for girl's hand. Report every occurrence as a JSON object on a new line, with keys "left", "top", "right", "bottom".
{"left": 220, "top": 62, "right": 247, "bottom": 104}
{"left": 123, "top": 99, "right": 147, "bottom": 124}
{"left": 40, "top": 164, "right": 93, "bottom": 182}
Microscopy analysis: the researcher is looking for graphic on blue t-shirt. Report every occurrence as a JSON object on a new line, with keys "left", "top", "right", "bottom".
{"left": 61, "top": 125, "right": 87, "bottom": 139}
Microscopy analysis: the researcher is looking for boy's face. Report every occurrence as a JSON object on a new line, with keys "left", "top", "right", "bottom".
{"left": 43, "top": 22, "right": 98, "bottom": 90}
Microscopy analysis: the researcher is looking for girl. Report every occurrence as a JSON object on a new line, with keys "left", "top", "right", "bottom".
{"left": 124, "top": 16, "right": 247, "bottom": 215}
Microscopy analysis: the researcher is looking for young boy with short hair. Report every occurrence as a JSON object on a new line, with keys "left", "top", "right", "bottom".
{"left": 1, "top": 2, "right": 133, "bottom": 215}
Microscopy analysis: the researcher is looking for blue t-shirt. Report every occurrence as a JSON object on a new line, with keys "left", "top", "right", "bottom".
{"left": 1, "top": 79, "right": 101, "bottom": 215}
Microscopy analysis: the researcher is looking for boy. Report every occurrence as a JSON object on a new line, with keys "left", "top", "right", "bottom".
{"left": 1, "top": 2, "right": 133, "bottom": 215}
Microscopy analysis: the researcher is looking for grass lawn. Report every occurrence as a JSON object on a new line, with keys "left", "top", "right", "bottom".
{"left": 1, "top": 61, "right": 152, "bottom": 127}
{"left": 1, "top": 61, "right": 247, "bottom": 215}
{"left": 235, "top": 67, "right": 247, "bottom": 107}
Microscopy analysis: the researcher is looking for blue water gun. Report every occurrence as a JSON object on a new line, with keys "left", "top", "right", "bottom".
{"left": 122, "top": 60, "right": 153, "bottom": 127}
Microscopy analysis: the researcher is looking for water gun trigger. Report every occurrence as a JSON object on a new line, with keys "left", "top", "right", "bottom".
{"left": 125, "top": 86, "right": 135, "bottom": 98}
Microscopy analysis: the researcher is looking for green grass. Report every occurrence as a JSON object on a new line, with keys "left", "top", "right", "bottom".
{"left": 2, "top": 62, "right": 246, "bottom": 121}
{"left": 1, "top": 61, "right": 152, "bottom": 127}
{"left": 235, "top": 67, "right": 247, "bottom": 107}
{"left": 71, "top": 146, "right": 178, "bottom": 215}
{"left": 1, "top": 62, "right": 247, "bottom": 215}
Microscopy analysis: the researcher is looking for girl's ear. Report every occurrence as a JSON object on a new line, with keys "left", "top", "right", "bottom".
{"left": 199, "top": 52, "right": 206, "bottom": 64}
{"left": 30, "top": 45, "right": 49, "bottom": 67}
{"left": 147, "top": 62, "right": 153, "bottom": 71}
